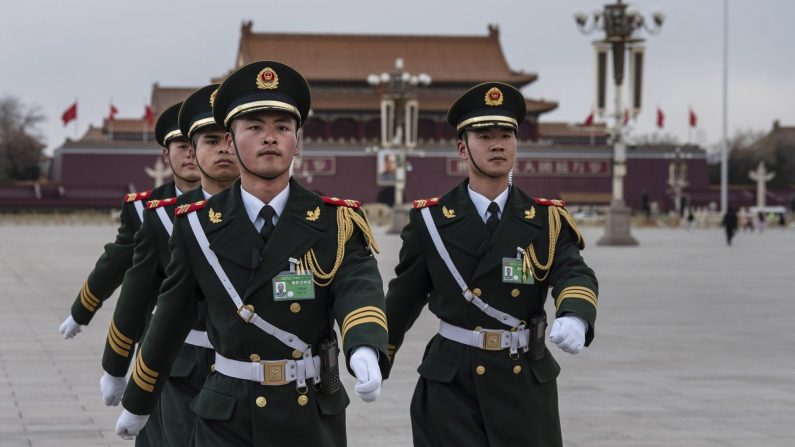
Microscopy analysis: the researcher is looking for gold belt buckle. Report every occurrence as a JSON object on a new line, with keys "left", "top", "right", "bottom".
{"left": 481, "top": 330, "right": 503, "bottom": 351}
{"left": 262, "top": 360, "right": 288, "bottom": 385}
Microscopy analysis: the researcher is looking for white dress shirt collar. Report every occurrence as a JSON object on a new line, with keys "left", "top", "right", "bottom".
{"left": 468, "top": 185, "right": 509, "bottom": 223}
{"left": 240, "top": 183, "right": 291, "bottom": 231}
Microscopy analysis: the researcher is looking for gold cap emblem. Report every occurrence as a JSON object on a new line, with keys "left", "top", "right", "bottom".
{"left": 209, "top": 89, "right": 218, "bottom": 107}
{"left": 484, "top": 87, "right": 504, "bottom": 106}
{"left": 256, "top": 67, "right": 279, "bottom": 90}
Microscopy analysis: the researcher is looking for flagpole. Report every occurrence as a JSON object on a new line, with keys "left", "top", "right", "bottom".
{"left": 688, "top": 105, "right": 692, "bottom": 144}
{"left": 108, "top": 97, "right": 114, "bottom": 142}
{"left": 720, "top": 0, "right": 729, "bottom": 214}
{"left": 74, "top": 97, "right": 79, "bottom": 140}
{"left": 142, "top": 98, "right": 147, "bottom": 142}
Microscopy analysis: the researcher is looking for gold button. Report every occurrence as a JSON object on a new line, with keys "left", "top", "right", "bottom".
{"left": 475, "top": 365, "right": 486, "bottom": 375}
{"left": 472, "top": 288, "right": 482, "bottom": 297}
{"left": 474, "top": 326, "right": 483, "bottom": 331}
{"left": 290, "top": 303, "right": 301, "bottom": 313}
{"left": 297, "top": 395, "right": 309, "bottom": 406}
{"left": 256, "top": 396, "right": 267, "bottom": 407}
{"left": 249, "top": 354, "right": 261, "bottom": 362}
{"left": 511, "top": 288, "right": 520, "bottom": 298}
{"left": 513, "top": 365, "right": 522, "bottom": 374}
{"left": 292, "top": 350, "right": 303, "bottom": 359}
{"left": 210, "top": 363, "right": 216, "bottom": 372}
{"left": 245, "top": 304, "right": 255, "bottom": 313}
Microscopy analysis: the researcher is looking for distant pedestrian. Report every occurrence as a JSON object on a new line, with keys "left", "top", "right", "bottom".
{"left": 722, "top": 207, "right": 738, "bottom": 246}
{"left": 687, "top": 207, "right": 695, "bottom": 230}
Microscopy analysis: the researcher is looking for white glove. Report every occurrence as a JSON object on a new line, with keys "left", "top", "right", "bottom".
{"left": 59, "top": 315, "right": 82, "bottom": 339}
{"left": 549, "top": 315, "right": 587, "bottom": 354}
{"left": 100, "top": 372, "right": 127, "bottom": 406}
{"left": 115, "top": 409, "right": 149, "bottom": 440}
{"left": 349, "top": 346, "right": 382, "bottom": 403}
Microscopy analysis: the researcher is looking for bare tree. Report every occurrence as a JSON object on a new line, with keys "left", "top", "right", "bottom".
{"left": 0, "top": 96, "right": 46, "bottom": 182}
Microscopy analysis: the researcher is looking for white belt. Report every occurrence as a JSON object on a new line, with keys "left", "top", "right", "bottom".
{"left": 438, "top": 320, "right": 530, "bottom": 354}
{"left": 184, "top": 330, "right": 214, "bottom": 349}
{"left": 214, "top": 352, "right": 321, "bottom": 388}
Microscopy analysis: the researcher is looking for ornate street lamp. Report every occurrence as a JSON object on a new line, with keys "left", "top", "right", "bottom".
{"left": 666, "top": 147, "right": 690, "bottom": 217}
{"left": 368, "top": 58, "right": 431, "bottom": 232}
{"left": 575, "top": 1, "right": 663, "bottom": 245}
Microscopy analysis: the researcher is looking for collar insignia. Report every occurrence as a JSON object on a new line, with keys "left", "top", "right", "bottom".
{"left": 306, "top": 206, "right": 321, "bottom": 221}
{"left": 525, "top": 207, "right": 536, "bottom": 220}
{"left": 442, "top": 206, "right": 456, "bottom": 219}
{"left": 208, "top": 208, "right": 222, "bottom": 224}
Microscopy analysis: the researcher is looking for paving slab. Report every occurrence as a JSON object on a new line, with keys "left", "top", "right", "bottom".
{"left": 1, "top": 222, "right": 793, "bottom": 446}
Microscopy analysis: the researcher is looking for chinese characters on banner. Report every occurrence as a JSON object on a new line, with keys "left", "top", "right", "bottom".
{"left": 446, "top": 159, "right": 611, "bottom": 177}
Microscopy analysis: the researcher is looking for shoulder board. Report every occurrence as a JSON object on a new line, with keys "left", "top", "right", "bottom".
{"left": 175, "top": 200, "right": 207, "bottom": 216}
{"left": 124, "top": 190, "right": 152, "bottom": 203}
{"left": 321, "top": 196, "right": 361, "bottom": 209}
{"left": 534, "top": 197, "right": 567, "bottom": 207}
{"left": 412, "top": 197, "right": 440, "bottom": 209}
{"left": 145, "top": 197, "right": 177, "bottom": 209}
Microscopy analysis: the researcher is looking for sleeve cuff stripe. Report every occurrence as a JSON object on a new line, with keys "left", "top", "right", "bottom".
{"left": 110, "top": 321, "right": 133, "bottom": 344}
{"left": 342, "top": 312, "right": 387, "bottom": 335}
{"left": 560, "top": 286, "right": 597, "bottom": 298}
{"left": 132, "top": 371, "right": 154, "bottom": 392}
{"left": 107, "top": 333, "right": 131, "bottom": 357}
{"left": 133, "top": 364, "right": 156, "bottom": 385}
{"left": 108, "top": 328, "right": 132, "bottom": 350}
{"left": 80, "top": 294, "right": 97, "bottom": 312}
{"left": 341, "top": 317, "right": 389, "bottom": 340}
{"left": 135, "top": 353, "right": 159, "bottom": 378}
{"left": 81, "top": 283, "right": 100, "bottom": 305}
{"left": 342, "top": 306, "right": 386, "bottom": 327}
{"left": 556, "top": 294, "right": 598, "bottom": 309}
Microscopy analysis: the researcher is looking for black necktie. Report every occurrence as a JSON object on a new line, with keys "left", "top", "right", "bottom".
{"left": 486, "top": 202, "right": 500, "bottom": 235}
{"left": 259, "top": 205, "right": 275, "bottom": 242}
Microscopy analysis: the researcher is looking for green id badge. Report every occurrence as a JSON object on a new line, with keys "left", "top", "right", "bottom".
{"left": 501, "top": 258, "right": 534, "bottom": 284}
{"left": 272, "top": 272, "right": 315, "bottom": 301}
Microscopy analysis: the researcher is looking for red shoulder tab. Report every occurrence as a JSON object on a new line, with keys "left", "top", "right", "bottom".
{"left": 321, "top": 196, "right": 361, "bottom": 209}
{"left": 146, "top": 197, "right": 177, "bottom": 209}
{"left": 175, "top": 200, "right": 207, "bottom": 216}
{"left": 534, "top": 197, "right": 567, "bottom": 207}
{"left": 124, "top": 190, "right": 152, "bottom": 203}
{"left": 412, "top": 197, "right": 440, "bottom": 209}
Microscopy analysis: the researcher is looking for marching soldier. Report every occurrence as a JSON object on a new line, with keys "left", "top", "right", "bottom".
{"left": 101, "top": 90, "right": 240, "bottom": 445}
{"left": 385, "top": 82, "right": 599, "bottom": 446}
{"left": 58, "top": 103, "right": 200, "bottom": 339}
{"left": 115, "top": 61, "right": 389, "bottom": 446}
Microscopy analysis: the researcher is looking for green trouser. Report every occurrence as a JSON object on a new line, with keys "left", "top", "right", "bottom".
{"left": 159, "top": 344, "right": 214, "bottom": 446}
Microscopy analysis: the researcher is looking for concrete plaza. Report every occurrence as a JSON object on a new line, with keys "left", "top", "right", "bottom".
{"left": 1, "top": 221, "right": 793, "bottom": 446}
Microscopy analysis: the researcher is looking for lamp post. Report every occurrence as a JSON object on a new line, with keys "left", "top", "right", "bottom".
{"left": 575, "top": 0, "right": 663, "bottom": 246}
{"left": 368, "top": 58, "right": 431, "bottom": 233}
{"left": 667, "top": 147, "right": 689, "bottom": 218}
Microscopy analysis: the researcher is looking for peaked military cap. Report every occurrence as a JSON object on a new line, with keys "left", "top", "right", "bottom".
{"left": 213, "top": 60, "right": 311, "bottom": 129}
{"left": 178, "top": 84, "right": 221, "bottom": 139}
{"left": 154, "top": 102, "right": 186, "bottom": 147}
{"left": 447, "top": 82, "right": 527, "bottom": 133}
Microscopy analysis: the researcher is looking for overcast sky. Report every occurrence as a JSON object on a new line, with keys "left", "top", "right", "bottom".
{"left": 2, "top": 0, "right": 793, "bottom": 155}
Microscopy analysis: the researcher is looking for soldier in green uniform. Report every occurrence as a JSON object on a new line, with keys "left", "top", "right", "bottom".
{"left": 58, "top": 103, "right": 200, "bottom": 339}
{"left": 114, "top": 61, "right": 389, "bottom": 446}
{"left": 385, "top": 82, "right": 599, "bottom": 447}
{"left": 101, "top": 88, "right": 240, "bottom": 445}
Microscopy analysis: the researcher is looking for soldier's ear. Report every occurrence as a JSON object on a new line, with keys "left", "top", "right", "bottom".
{"left": 457, "top": 138, "right": 468, "bottom": 161}
{"left": 161, "top": 148, "right": 170, "bottom": 165}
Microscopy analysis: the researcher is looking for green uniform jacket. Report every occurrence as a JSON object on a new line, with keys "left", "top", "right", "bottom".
{"left": 385, "top": 180, "right": 598, "bottom": 447}
{"left": 103, "top": 185, "right": 213, "bottom": 446}
{"left": 122, "top": 178, "right": 388, "bottom": 447}
{"left": 70, "top": 186, "right": 173, "bottom": 325}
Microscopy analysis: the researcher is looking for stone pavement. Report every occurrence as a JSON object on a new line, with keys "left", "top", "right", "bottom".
{"left": 1, "top": 222, "right": 794, "bottom": 446}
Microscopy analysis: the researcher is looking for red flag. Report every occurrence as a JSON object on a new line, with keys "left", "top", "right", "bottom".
{"left": 109, "top": 103, "right": 119, "bottom": 121}
{"left": 656, "top": 107, "right": 665, "bottom": 129}
{"left": 689, "top": 108, "right": 697, "bottom": 128}
{"left": 623, "top": 108, "right": 630, "bottom": 126}
{"left": 144, "top": 105, "right": 155, "bottom": 127}
{"left": 61, "top": 102, "right": 77, "bottom": 126}
{"left": 583, "top": 111, "right": 594, "bottom": 126}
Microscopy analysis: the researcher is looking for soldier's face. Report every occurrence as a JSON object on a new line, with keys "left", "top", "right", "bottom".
{"left": 194, "top": 128, "right": 239, "bottom": 182}
{"left": 457, "top": 127, "right": 516, "bottom": 178}
{"left": 167, "top": 139, "right": 200, "bottom": 182}
{"left": 228, "top": 111, "right": 299, "bottom": 180}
